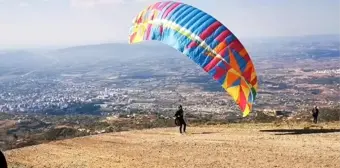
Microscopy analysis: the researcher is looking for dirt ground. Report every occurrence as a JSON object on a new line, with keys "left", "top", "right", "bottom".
{"left": 0, "top": 120, "right": 16, "bottom": 130}
{"left": 4, "top": 123, "right": 340, "bottom": 168}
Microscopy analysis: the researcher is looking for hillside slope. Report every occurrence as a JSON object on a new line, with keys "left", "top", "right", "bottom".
{"left": 5, "top": 123, "right": 340, "bottom": 168}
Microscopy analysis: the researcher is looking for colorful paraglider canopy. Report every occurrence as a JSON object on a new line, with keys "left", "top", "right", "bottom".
{"left": 128, "top": 1, "right": 258, "bottom": 117}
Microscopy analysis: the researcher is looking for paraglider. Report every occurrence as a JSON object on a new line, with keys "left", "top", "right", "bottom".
{"left": 128, "top": 1, "right": 258, "bottom": 117}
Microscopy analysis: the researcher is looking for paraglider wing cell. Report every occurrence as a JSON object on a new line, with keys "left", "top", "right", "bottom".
{"left": 128, "top": 1, "right": 258, "bottom": 117}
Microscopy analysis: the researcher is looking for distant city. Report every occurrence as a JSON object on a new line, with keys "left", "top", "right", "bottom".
{"left": 0, "top": 35, "right": 339, "bottom": 117}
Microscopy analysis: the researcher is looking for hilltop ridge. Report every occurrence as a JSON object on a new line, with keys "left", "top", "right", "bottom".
{"left": 5, "top": 123, "right": 340, "bottom": 168}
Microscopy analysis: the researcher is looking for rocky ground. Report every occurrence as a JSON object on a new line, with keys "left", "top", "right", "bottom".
{"left": 4, "top": 122, "right": 340, "bottom": 168}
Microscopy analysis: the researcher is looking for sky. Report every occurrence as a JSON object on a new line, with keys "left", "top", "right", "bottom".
{"left": 0, "top": 0, "right": 339, "bottom": 48}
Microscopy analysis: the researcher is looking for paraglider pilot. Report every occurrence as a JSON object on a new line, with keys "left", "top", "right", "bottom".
{"left": 174, "top": 105, "right": 186, "bottom": 134}
{"left": 312, "top": 106, "right": 319, "bottom": 124}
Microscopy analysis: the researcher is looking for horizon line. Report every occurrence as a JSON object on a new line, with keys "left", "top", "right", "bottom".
{"left": 1, "top": 33, "right": 339, "bottom": 51}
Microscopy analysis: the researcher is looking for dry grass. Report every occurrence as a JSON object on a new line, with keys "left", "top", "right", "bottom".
{"left": 4, "top": 122, "right": 340, "bottom": 168}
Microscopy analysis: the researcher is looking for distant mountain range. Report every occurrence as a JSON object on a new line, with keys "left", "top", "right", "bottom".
{"left": 0, "top": 34, "right": 339, "bottom": 71}
{"left": 0, "top": 42, "right": 180, "bottom": 71}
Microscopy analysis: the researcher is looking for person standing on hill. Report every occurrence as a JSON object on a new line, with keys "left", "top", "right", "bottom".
{"left": 0, "top": 150, "right": 7, "bottom": 168}
{"left": 174, "top": 105, "right": 186, "bottom": 134}
{"left": 312, "top": 106, "right": 319, "bottom": 124}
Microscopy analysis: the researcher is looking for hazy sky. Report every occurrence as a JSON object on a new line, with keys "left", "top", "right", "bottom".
{"left": 1, "top": 0, "right": 339, "bottom": 48}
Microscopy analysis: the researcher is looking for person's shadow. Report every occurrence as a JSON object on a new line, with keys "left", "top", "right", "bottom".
{"left": 0, "top": 150, "right": 7, "bottom": 168}
{"left": 190, "top": 131, "right": 218, "bottom": 135}
{"left": 260, "top": 128, "right": 340, "bottom": 135}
